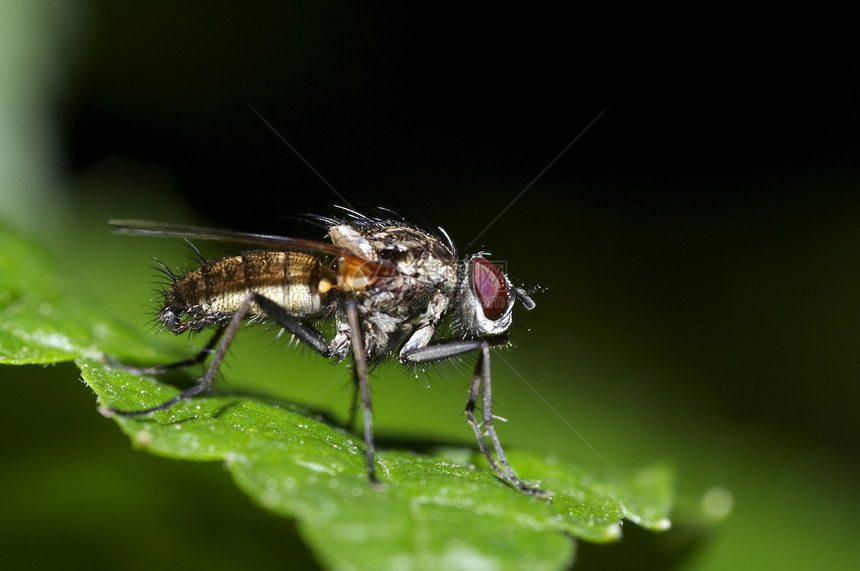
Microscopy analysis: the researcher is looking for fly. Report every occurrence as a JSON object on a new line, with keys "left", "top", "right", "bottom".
{"left": 104, "top": 208, "right": 542, "bottom": 495}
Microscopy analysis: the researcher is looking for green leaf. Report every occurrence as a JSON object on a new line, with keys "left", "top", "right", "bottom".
{"left": 0, "top": 223, "right": 157, "bottom": 364}
{"left": 1, "top": 220, "right": 676, "bottom": 570}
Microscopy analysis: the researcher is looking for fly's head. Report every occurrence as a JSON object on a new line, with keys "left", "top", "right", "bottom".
{"left": 456, "top": 254, "right": 535, "bottom": 337}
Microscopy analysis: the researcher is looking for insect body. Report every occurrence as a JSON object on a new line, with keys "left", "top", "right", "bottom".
{"left": 160, "top": 251, "right": 336, "bottom": 333}
{"left": 106, "top": 209, "right": 541, "bottom": 495}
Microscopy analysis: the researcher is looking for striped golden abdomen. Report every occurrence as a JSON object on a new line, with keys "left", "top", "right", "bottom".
{"left": 163, "top": 251, "right": 336, "bottom": 331}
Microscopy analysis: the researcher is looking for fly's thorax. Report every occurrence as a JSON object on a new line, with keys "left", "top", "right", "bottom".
{"left": 159, "top": 250, "right": 336, "bottom": 333}
{"left": 355, "top": 270, "right": 456, "bottom": 359}
{"left": 361, "top": 254, "right": 457, "bottom": 322}
{"left": 327, "top": 221, "right": 461, "bottom": 358}
{"left": 330, "top": 224, "right": 457, "bottom": 275}
{"left": 330, "top": 222, "right": 458, "bottom": 318}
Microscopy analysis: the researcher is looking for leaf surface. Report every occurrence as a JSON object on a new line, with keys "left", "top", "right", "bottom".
{"left": 1, "top": 221, "right": 674, "bottom": 570}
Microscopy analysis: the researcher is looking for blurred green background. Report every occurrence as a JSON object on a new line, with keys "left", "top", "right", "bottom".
{"left": 1, "top": 2, "right": 858, "bottom": 569}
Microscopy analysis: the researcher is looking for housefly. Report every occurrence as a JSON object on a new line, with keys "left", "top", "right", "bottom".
{"left": 104, "top": 208, "right": 542, "bottom": 494}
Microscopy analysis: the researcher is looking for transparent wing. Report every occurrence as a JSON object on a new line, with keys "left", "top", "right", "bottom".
{"left": 109, "top": 219, "right": 397, "bottom": 289}
{"left": 111, "top": 218, "right": 367, "bottom": 262}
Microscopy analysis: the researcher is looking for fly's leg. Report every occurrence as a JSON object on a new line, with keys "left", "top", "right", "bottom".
{"left": 345, "top": 379, "right": 360, "bottom": 433}
{"left": 470, "top": 342, "right": 529, "bottom": 489}
{"left": 401, "top": 336, "right": 545, "bottom": 496}
{"left": 464, "top": 341, "right": 543, "bottom": 494}
{"left": 345, "top": 299, "right": 379, "bottom": 486}
{"left": 105, "top": 294, "right": 254, "bottom": 417}
{"left": 102, "top": 326, "right": 226, "bottom": 376}
{"left": 252, "top": 295, "right": 334, "bottom": 358}
{"left": 105, "top": 292, "right": 334, "bottom": 417}
{"left": 463, "top": 345, "right": 507, "bottom": 479}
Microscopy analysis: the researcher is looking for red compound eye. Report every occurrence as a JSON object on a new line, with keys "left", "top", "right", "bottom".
{"left": 472, "top": 257, "right": 509, "bottom": 320}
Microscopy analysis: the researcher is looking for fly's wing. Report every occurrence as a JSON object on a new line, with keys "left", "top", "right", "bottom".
{"left": 109, "top": 219, "right": 396, "bottom": 291}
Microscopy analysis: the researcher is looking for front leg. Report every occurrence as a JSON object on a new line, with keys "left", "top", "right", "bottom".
{"left": 400, "top": 337, "right": 544, "bottom": 495}
{"left": 398, "top": 335, "right": 508, "bottom": 364}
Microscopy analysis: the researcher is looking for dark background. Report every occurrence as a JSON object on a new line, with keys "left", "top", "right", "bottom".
{"left": 64, "top": 2, "right": 857, "bottom": 220}
{"left": 4, "top": 2, "right": 859, "bottom": 569}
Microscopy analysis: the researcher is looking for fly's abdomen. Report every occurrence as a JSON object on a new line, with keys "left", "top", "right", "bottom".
{"left": 161, "top": 251, "right": 336, "bottom": 333}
